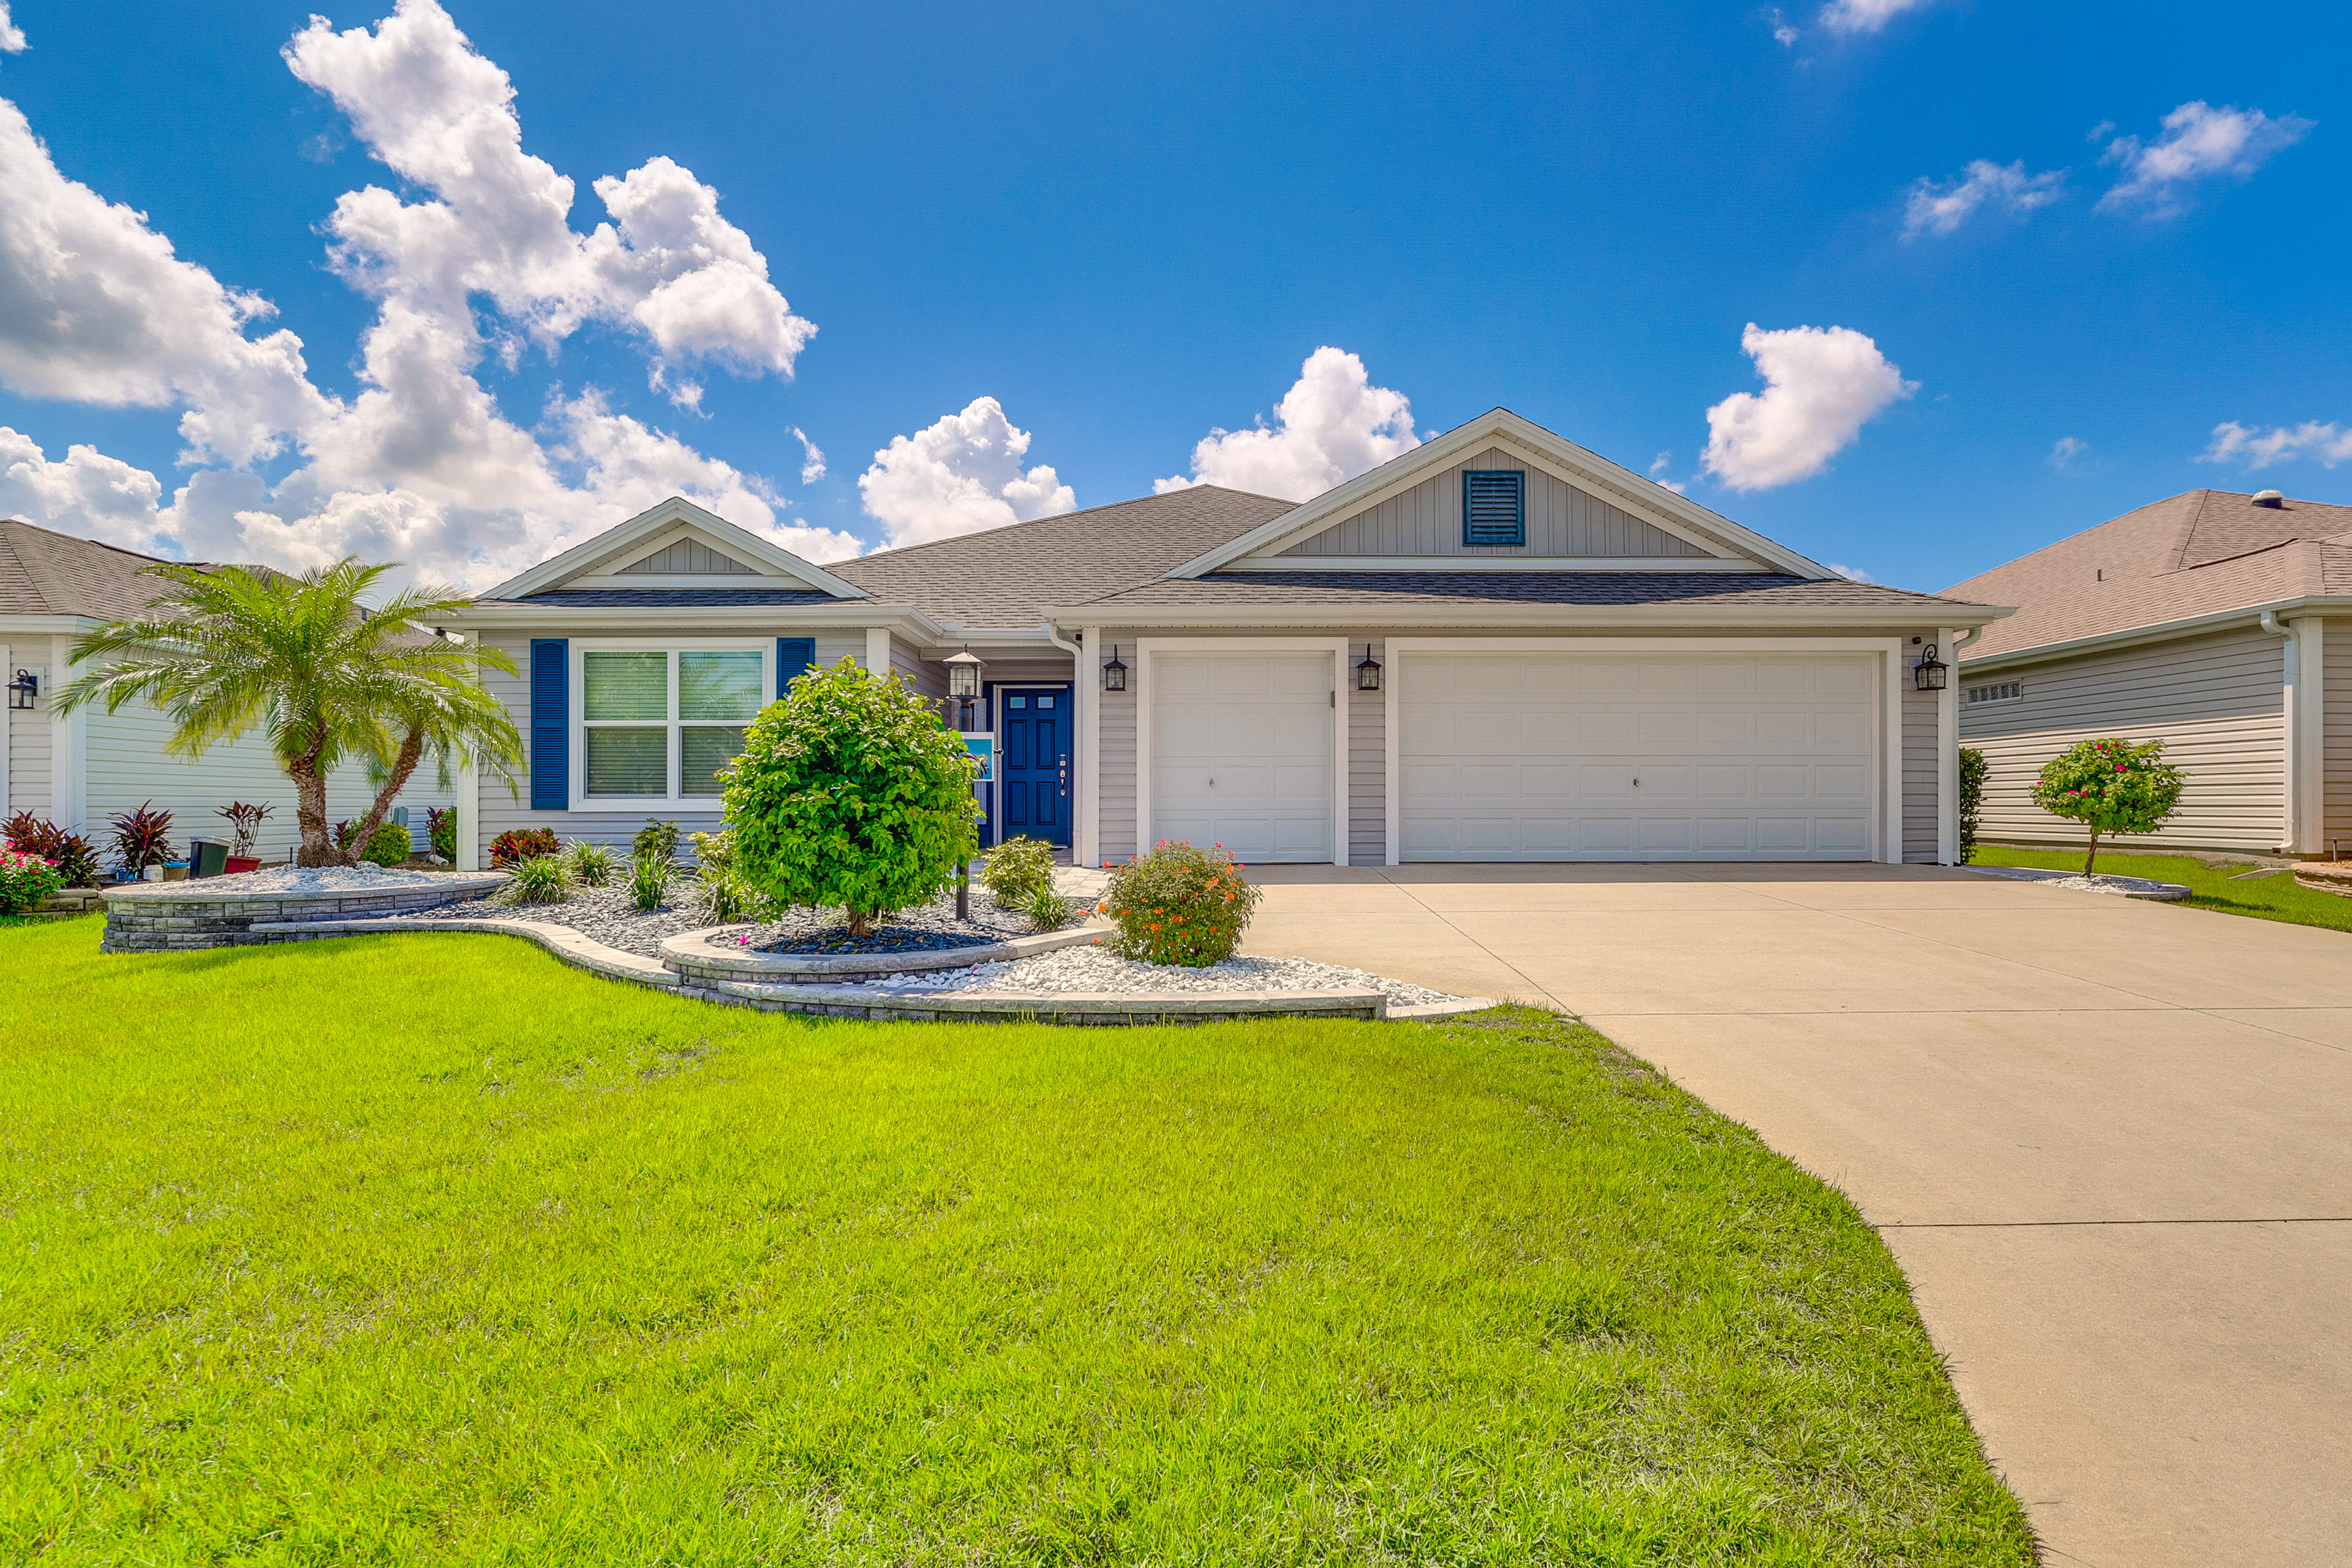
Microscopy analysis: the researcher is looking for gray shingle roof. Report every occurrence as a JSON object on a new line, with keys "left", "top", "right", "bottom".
{"left": 488, "top": 588, "right": 847, "bottom": 608}
{"left": 827, "top": 486, "right": 1297, "bottom": 627}
{"left": 0, "top": 519, "right": 201, "bottom": 619}
{"left": 1945, "top": 489, "right": 2352, "bottom": 663}
{"left": 1079, "top": 570, "right": 1991, "bottom": 611}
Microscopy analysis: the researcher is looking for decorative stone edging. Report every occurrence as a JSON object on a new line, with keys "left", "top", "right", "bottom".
{"left": 1958, "top": 865, "right": 2190, "bottom": 901}
{"left": 657, "top": 921, "right": 1111, "bottom": 981}
{"left": 2291, "top": 862, "right": 2352, "bottom": 899}
{"left": 100, "top": 872, "right": 509, "bottom": 951}
{"left": 276, "top": 913, "right": 1496, "bottom": 1025}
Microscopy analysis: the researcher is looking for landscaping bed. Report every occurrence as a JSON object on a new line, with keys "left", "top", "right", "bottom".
{"left": 415, "top": 878, "right": 1039, "bottom": 958}
{"left": 1972, "top": 845, "right": 2352, "bottom": 933}
{"left": 0, "top": 916, "right": 2035, "bottom": 1564}
{"left": 853, "top": 942, "right": 1463, "bottom": 1009}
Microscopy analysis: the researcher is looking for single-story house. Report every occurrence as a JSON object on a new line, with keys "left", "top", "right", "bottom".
{"left": 1948, "top": 486, "right": 2352, "bottom": 858}
{"left": 447, "top": 408, "right": 2009, "bottom": 870}
{"left": 0, "top": 519, "right": 451, "bottom": 864}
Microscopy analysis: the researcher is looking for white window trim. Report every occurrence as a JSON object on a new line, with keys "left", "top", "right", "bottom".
{"left": 1134, "top": 637, "right": 1351, "bottom": 868}
{"left": 1381, "top": 636, "right": 1905, "bottom": 866}
{"left": 571, "top": 637, "right": 769, "bottom": 812}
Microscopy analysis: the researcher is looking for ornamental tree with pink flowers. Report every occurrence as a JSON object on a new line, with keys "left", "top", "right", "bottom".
{"left": 2030, "top": 737, "right": 2185, "bottom": 875}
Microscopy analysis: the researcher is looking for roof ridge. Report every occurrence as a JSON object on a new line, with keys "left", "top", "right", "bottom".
{"left": 838, "top": 485, "right": 1293, "bottom": 571}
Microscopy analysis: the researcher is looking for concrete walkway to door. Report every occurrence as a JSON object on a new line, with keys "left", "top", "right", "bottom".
{"left": 1243, "top": 861, "right": 2352, "bottom": 1568}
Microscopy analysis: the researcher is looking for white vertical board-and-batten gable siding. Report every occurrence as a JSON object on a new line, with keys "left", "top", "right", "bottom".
{"left": 1275, "top": 447, "right": 1707, "bottom": 559}
{"left": 472, "top": 628, "right": 867, "bottom": 859}
{"left": 1961, "top": 624, "right": 2287, "bottom": 853}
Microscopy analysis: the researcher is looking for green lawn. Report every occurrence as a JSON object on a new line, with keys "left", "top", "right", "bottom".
{"left": 1973, "top": 843, "right": 2352, "bottom": 933}
{"left": 0, "top": 918, "right": 2032, "bottom": 1566}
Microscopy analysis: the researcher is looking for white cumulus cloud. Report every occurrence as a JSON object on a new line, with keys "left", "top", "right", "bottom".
{"left": 791, "top": 426, "right": 825, "bottom": 483}
{"left": 1818, "top": 0, "right": 1933, "bottom": 34}
{"left": 0, "top": 4, "right": 24, "bottom": 53}
{"left": 2098, "top": 100, "right": 2313, "bottom": 217}
{"left": 1701, "top": 323, "right": 1915, "bottom": 492}
{"left": 0, "top": 0, "right": 854, "bottom": 585}
{"left": 2201, "top": 421, "right": 2352, "bottom": 470}
{"left": 1156, "top": 347, "right": 1419, "bottom": 501}
{"left": 1902, "top": 159, "right": 2065, "bottom": 238}
{"left": 858, "top": 396, "right": 1074, "bottom": 550}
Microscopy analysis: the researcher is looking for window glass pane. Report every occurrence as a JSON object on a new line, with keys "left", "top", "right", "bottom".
{"left": 1008, "top": 695, "right": 1026, "bottom": 708}
{"left": 680, "top": 651, "right": 764, "bottom": 721}
{"left": 1036, "top": 694, "right": 1054, "bottom": 707}
{"left": 680, "top": 726, "right": 747, "bottom": 795}
{"left": 586, "top": 728, "right": 668, "bottom": 796}
{"left": 584, "top": 651, "right": 668, "bottom": 720}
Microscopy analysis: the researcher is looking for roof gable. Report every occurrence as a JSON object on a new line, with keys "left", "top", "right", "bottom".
{"left": 484, "top": 497, "right": 866, "bottom": 600}
{"left": 1167, "top": 410, "right": 1830, "bottom": 579}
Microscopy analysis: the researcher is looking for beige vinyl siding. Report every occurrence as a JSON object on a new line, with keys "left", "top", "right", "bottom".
{"left": 1960, "top": 625, "right": 2286, "bottom": 853}
{"left": 7, "top": 698, "right": 49, "bottom": 819}
{"left": 1276, "top": 446, "right": 1705, "bottom": 559}
{"left": 1348, "top": 636, "right": 1385, "bottom": 865}
{"left": 1902, "top": 677, "right": 1939, "bottom": 863}
{"left": 2324, "top": 619, "right": 2352, "bottom": 848}
{"left": 1098, "top": 628, "right": 1137, "bottom": 863}
{"left": 474, "top": 628, "right": 867, "bottom": 862}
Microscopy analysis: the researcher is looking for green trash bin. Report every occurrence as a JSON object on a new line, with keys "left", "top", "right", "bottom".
{"left": 188, "top": 839, "right": 231, "bottom": 878}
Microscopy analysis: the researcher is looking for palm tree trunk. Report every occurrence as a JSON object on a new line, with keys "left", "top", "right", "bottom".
{"left": 344, "top": 726, "right": 427, "bottom": 865}
{"left": 289, "top": 753, "right": 335, "bottom": 867}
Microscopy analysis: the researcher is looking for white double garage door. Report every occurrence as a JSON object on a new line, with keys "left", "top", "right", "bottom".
{"left": 1150, "top": 647, "right": 1878, "bottom": 862}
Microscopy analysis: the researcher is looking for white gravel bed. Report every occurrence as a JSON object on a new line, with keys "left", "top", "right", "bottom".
{"left": 415, "top": 878, "right": 711, "bottom": 956}
{"left": 1967, "top": 865, "right": 2188, "bottom": 899}
{"left": 850, "top": 942, "right": 1464, "bottom": 1007}
{"left": 146, "top": 863, "right": 458, "bottom": 893}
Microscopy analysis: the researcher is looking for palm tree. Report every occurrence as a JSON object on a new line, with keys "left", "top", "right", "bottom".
{"left": 55, "top": 559, "right": 521, "bottom": 867}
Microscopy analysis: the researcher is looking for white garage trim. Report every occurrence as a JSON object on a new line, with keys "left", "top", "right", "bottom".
{"left": 1136, "top": 638, "right": 1351, "bottom": 866}
{"left": 1383, "top": 637, "right": 1905, "bottom": 865}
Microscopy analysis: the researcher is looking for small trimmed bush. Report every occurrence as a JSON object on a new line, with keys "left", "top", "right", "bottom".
{"left": 428, "top": 807, "right": 456, "bottom": 862}
{"left": 1958, "top": 747, "right": 1986, "bottom": 865}
{"left": 982, "top": 835, "right": 1056, "bottom": 910}
{"left": 491, "top": 827, "right": 560, "bottom": 867}
{"left": 2031, "top": 736, "right": 2185, "bottom": 875}
{"left": 1101, "top": 841, "right": 1261, "bottom": 967}
{"left": 0, "top": 846, "right": 66, "bottom": 914}
{"left": 360, "top": 821, "right": 415, "bottom": 868}
{"left": 723, "top": 659, "right": 978, "bottom": 937}
{"left": 564, "top": 839, "right": 615, "bottom": 886}
{"left": 626, "top": 851, "right": 669, "bottom": 912}
{"left": 504, "top": 853, "right": 571, "bottom": 904}
{"left": 633, "top": 820, "right": 680, "bottom": 861}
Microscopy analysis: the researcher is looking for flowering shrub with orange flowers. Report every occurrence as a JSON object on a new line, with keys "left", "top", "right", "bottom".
{"left": 1099, "top": 840, "right": 1263, "bottom": 967}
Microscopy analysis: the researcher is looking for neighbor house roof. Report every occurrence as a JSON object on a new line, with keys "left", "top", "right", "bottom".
{"left": 827, "top": 486, "right": 1297, "bottom": 628}
{"left": 0, "top": 518, "right": 198, "bottom": 620}
{"left": 1945, "top": 489, "right": 2352, "bottom": 663}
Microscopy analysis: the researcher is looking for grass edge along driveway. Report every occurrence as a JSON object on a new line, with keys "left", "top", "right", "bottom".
{"left": 1, "top": 919, "right": 2034, "bottom": 1566}
{"left": 1973, "top": 842, "right": 2352, "bottom": 933}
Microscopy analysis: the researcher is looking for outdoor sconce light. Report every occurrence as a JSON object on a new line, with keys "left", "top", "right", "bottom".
{"left": 1101, "top": 644, "right": 1127, "bottom": 692}
{"left": 944, "top": 649, "right": 983, "bottom": 700}
{"left": 1913, "top": 644, "right": 1948, "bottom": 692}
{"left": 1356, "top": 644, "right": 1382, "bottom": 692}
{"left": 7, "top": 668, "right": 34, "bottom": 710}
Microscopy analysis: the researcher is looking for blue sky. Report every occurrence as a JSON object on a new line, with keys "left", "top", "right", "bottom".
{"left": 0, "top": 0, "right": 2343, "bottom": 593}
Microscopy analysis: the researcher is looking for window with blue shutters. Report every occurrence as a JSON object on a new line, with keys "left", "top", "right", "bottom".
{"left": 776, "top": 636, "right": 814, "bottom": 696}
{"left": 1461, "top": 470, "right": 1526, "bottom": 546}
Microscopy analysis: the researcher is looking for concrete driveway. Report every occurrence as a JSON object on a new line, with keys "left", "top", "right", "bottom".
{"left": 1243, "top": 861, "right": 2352, "bottom": 1568}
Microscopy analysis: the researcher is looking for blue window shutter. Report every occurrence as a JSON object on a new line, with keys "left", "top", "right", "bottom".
{"left": 530, "top": 639, "right": 568, "bottom": 811}
{"left": 777, "top": 636, "right": 815, "bottom": 696}
{"left": 1462, "top": 470, "right": 1526, "bottom": 546}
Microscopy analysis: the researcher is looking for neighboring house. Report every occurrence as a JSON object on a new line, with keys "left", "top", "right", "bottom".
{"left": 447, "top": 408, "right": 2008, "bottom": 871}
{"left": 0, "top": 520, "right": 450, "bottom": 864}
{"left": 1948, "top": 487, "right": 2352, "bottom": 857}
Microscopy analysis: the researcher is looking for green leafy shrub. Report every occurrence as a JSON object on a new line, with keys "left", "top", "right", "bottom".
{"left": 564, "top": 839, "right": 615, "bottom": 886}
{"left": 1958, "top": 746, "right": 1986, "bottom": 864}
{"left": 4, "top": 813, "right": 100, "bottom": 888}
{"left": 723, "top": 658, "right": 978, "bottom": 937}
{"left": 1025, "top": 884, "right": 1077, "bottom": 931}
{"left": 2031, "top": 736, "right": 2185, "bottom": 875}
{"left": 689, "top": 829, "right": 734, "bottom": 871}
{"left": 504, "top": 853, "right": 571, "bottom": 904}
{"left": 693, "top": 864, "right": 768, "bottom": 924}
{"left": 626, "top": 851, "right": 669, "bottom": 912}
{"left": 0, "top": 846, "right": 66, "bottom": 913}
{"left": 427, "top": 806, "right": 456, "bottom": 862}
{"left": 491, "top": 827, "right": 560, "bottom": 867}
{"left": 633, "top": 820, "right": 680, "bottom": 861}
{"left": 361, "top": 821, "right": 415, "bottom": 868}
{"left": 982, "top": 835, "right": 1055, "bottom": 910}
{"left": 1101, "top": 841, "right": 1261, "bottom": 967}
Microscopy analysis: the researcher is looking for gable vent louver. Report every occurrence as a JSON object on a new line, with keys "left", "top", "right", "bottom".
{"left": 1461, "top": 470, "right": 1526, "bottom": 546}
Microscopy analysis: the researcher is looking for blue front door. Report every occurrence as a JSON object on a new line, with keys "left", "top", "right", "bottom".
{"left": 998, "top": 685, "right": 1072, "bottom": 846}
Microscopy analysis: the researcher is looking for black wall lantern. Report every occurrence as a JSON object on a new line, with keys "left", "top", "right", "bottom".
{"left": 1355, "top": 644, "right": 1382, "bottom": 692}
{"left": 1912, "top": 643, "right": 1948, "bottom": 692}
{"left": 7, "top": 668, "right": 34, "bottom": 710}
{"left": 1101, "top": 644, "right": 1127, "bottom": 692}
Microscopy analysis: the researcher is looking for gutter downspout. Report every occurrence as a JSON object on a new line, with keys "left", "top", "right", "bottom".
{"left": 1044, "top": 623, "right": 1093, "bottom": 867}
{"left": 2262, "top": 610, "right": 2300, "bottom": 854}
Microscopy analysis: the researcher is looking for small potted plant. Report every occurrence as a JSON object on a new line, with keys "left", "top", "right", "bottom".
{"left": 110, "top": 802, "right": 178, "bottom": 881}
{"left": 216, "top": 801, "right": 271, "bottom": 872}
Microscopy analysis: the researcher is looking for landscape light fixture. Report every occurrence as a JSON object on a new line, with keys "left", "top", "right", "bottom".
{"left": 8, "top": 668, "right": 34, "bottom": 710}
{"left": 944, "top": 649, "right": 983, "bottom": 700}
{"left": 1355, "top": 644, "right": 1382, "bottom": 692}
{"left": 1912, "top": 644, "right": 1948, "bottom": 692}
{"left": 1101, "top": 644, "right": 1127, "bottom": 692}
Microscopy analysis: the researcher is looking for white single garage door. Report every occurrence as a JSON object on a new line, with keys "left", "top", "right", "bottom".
{"left": 1399, "top": 650, "right": 1877, "bottom": 861}
{"left": 1152, "top": 652, "right": 1333, "bottom": 862}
